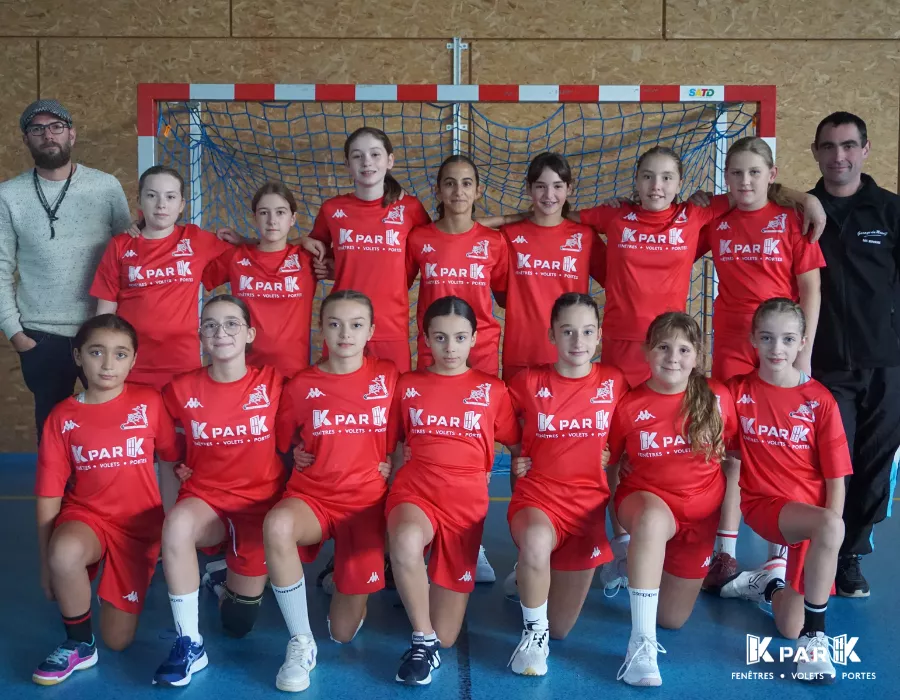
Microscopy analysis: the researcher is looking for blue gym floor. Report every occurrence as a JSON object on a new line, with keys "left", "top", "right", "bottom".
{"left": 0, "top": 453, "right": 893, "bottom": 699}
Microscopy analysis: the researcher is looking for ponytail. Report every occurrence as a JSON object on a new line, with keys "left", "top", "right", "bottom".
{"left": 681, "top": 369, "right": 725, "bottom": 462}
{"left": 383, "top": 172, "right": 402, "bottom": 208}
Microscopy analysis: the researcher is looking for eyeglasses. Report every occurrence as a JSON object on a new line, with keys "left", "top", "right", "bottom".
{"left": 199, "top": 320, "right": 247, "bottom": 338}
{"left": 26, "top": 122, "right": 69, "bottom": 137}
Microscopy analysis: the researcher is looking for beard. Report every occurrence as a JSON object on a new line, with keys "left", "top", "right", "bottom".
{"left": 29, "top": 140, "right": 72, "bottom": 170}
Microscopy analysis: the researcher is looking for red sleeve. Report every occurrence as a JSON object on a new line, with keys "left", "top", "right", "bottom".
{"left": 579, "top": 204, "right": 619, "bottom": 232}
{"left": 405, "top": 233, "right": 420, "bottom": 289}
{"left": 409, "top": 197, "right": 432, "bottom": 227}
{"left": 89, "top": 238, "right": 122, "bottom": 302}
{"left": 505, "top": 370, "right": 529, "bottom": 418}
{"left": 695, "top": 224, "right": 712, "bottom": 260}
{"left": 491, "top": 234, "right": 510, "bottom": 294}
{"left": 199, "top": 227, "right": 233, "bottom": 261}
{"left": 389, "top": 377, "right": 407, "bottom": 446}
{"left": 817, "top": 394, "right": 854, "bottom": 479}
{"left": 309, "top": 208, "right": 331, "bottom": 245}
{"left": 693, "top": 194, "right": 733, "bottom": 227}
{"left": 607, "top": 403, "right": 628, "bottom": 464}
{"left": 718, "top": 388, "right": 738, "bottom": 444}
{"left": 492, "top": 381, "right": 521, "bottom": 454}
{"left": 790, "top": 213, "right": 827, "bottom": 275}
{"left": 384, "top": 366, "right": 402, "bottom": 454}
{"left": 161, "top": 382, "right": 182, "bottom": 428}
{"left": 152, "top": 392, "right": 184, "bottom": 462}
{"left": 274, "top": 380, "right": 298, "bottom": 454}
{"left": 203, "top": 248, "right": 232, "bottom": 291}
{"left": 589, "top": 233, "right": 607, "bottom": 287}
{"left": 34, "top": 410, "right": 70, "bottom": 497}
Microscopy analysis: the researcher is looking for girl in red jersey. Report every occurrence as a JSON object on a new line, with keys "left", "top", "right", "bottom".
{"left": 721, "top": 299, "right": 850, "bottom": 683}
{"left": 407, "top": 155, "right": 508, "bottom": 375}
{"left": 152, "top": 295, "right": 286, "bottom": 687}
{"left": 504, "top": 293, "right": 625, "bottom": 677}
{"left": 33, "top": 314, "right": 182, "bottom": 686}
{"left": 607, "top": 312, "right": 737, "bottom": 687}
{"left": 501, "top": 152, "right": 604, "bottom": 381}
{"left": 701, "top": 137, "right": 826, "bottom": 593}
{"left": 388, "top": 296, "right": 521, "bottom": 686}
{"left": 308, "top": 127, "right": 431, "bottom": 372}
{"left": 203, "top": 182, "right": 317, "bottom": 379}
{"left": 263, "top": 290, "right": 398, "bottom": 693}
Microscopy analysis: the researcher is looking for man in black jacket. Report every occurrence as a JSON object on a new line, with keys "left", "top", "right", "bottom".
{"left": 810, "top": 111, "right": 900, "bottom": 597}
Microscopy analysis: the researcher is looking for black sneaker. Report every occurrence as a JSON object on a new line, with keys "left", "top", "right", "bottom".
{"left": 384, "top": 555, "right": 396, "bottom": 590}
{"left": 836, "top": 554, "right": 870, "bottom": 598}
{"left": 395, "top": 637, "right": 441, "bottom": 685}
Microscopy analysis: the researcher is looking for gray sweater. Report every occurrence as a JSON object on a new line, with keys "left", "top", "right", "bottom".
{"left": 0, "top": 164, "right": 132, "bottom": 339}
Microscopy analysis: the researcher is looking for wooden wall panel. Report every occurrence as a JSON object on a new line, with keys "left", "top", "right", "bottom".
{"left": 667, "top": 0, "right": 900, "bottom": 40}
{"left": 0, "top": 1, "right": 230, "bottom": 38}
{"left": 232, "top": 0, "right": 662, "bottom": 39}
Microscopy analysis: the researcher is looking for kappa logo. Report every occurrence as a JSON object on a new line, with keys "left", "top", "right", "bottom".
{"left": 674, "top": 209, "right": 689, "bottom": 224}
{"left": 511, "top": 235, "right": 528, "bottom": 244}
{"left": 463, "top": 383, "right": 491, "bottom": 407}
{"left": 421, "top": 243, "right": 436, "bottom": 254}
{"left": 466, "top": 239, "right": 489, "bottom": 259}
{"left": 363, "top": 374, "right": 390, "bottom": 400}
{"left": 404, "top": 387, "right": 421, "bottom": 399}
{"left": 184, "top": 397, "right": 203, "bottom": 409}
{"left": 122, "top": 591, "right": 140, "bottom": 603}
{"left": 172, "top": 239, "right": 194, "bottom": 257}
{"left": 717, "top": 221, "right": 730, "bottom": 231}
{"left": 624, "top": 212, "right": 639, "bottom": 222}
{"left": 122, "top": 250, "right": 137, "bottom": 258}
{"left": 736, "top": 394, "right": 755, "bottom": 405}
{"left": 789, "top": 400, "right": 819, "bottom": 423}
{"left": 306, "top": 387, "right": 326, "bottom": 399}
{"left": 622, "top": 227, "right": 637, "bottom": 243}
{"left": 243, "top": 384, "right": 271, "bottom": 411}
{"left": 367, "top": 572, "right": 380, "bottom": 584}
{"left": 590, "top": 546, "right": 601, "bottom": 559}
{"left": 761, "top": 213, "right": 787, "bottom": 234}
{"left": 668, "top": 228, "right": 685, "bottom": 245}
{"left": 383, "top": 205, "right": 405, "bottom": 224}
{"left": 560, "top": 232, "right": 583, "bottom": 252}
{"left": 590, "top": 379, "right": 615, "bottom": 404}
{"left": 458, "top": 571, "right": 473, "bottom": 583}
{"left": 236, "top": 257, "right": 252, "bottom": 267}
{"left": 332, "top": 209, "right": 347, "bottom": 219}
{"left": 635, "top": 409, "right": 655, "bottom": 422}
{"left": 61, "top": 420, "right": 79, "bottom": 434}
{"left": 535, "top": 387, "right": 553, "bottom": 399}
{"left": 279, "top": 253, "right": 301, "bottom": 273}
{"left": 121, "top": 404, "right": 149, "bottom": 430}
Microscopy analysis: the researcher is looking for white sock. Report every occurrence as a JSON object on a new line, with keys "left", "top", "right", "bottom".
{"left": 272, "top": 577, "right": 313, "bottom": 639}
{"left": 169, "top": 589, "right": 201, "bottom": 643}
{"left": 715, "top": 530, "right": 738, "bottom": 557}
{"left": 413, "top": 631, "right": 438, "bottom": 646}
{"left": 763, "top": 555, "right": 787, "bottom": 583}
{"left": 628, "top": 587, "right": 659, "bottom": 641}
{"left": 521, "top": 600, "right": 549, "bottom": 631}
{"left": 767, "top": 542, "right": 788, "bottom": 561}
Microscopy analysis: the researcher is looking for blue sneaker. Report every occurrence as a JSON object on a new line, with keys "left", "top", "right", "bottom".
{"left": 153, "top": 635, "right": 208, "bottom": 687}
{"left": 33, "top": 638, "right": 98, "bottom": 685}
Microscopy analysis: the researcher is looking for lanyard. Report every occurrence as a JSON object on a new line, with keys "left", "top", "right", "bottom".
{"left": 32, "top": 164, "right": 74, "bottom": 239}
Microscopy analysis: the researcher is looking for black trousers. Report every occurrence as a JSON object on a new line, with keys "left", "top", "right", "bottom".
{"left": 815, "top": 366, "right": 900, "bottom": 556}
{"left": 18, "top": 329, "right": 81, "bottom": 444}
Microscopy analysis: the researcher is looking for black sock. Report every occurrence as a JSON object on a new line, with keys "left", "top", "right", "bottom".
{"left": 62, "top": 610, "right": 93, "bottom": 644}
{"left": 800, "top": 600, "right": 827, "bottom": 637}
{"left": 764, "top": 577, "right": 785, "bottom": 603}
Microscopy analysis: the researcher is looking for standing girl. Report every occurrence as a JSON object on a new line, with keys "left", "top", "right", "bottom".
{"left": 504, "top": 293, "right": 625, "bottom": 676}
{"left": 152, "top": 295, "right": 286, "bottom": 687}
{"left": 388, "top": 296, "right": 520, "bottom": 685}
{"left": 263, "top": 290, "right": 398, "bottom": 693}
{"left": 722, "top": 298, "right": 851, "bottom": 683}
{"left": 407, "top": 155, "right": 508, "bottom": 375}
{"left": 309, "top": 127, "right": 431, "bottom": 373}
{"left": 203, "top": 182, "right": 317, "bottom": 379}
{"left": 607, "top": 312, "right": 737, "bottom": 687}
{"left": 33, "top": 314, "right": 181, "bottom": 685}
{"left": 700, "top": 137, "right": 825, "bottom": 592}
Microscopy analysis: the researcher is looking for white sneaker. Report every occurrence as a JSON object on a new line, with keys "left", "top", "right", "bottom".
{"left": 275, "top": 634, "right": 318, "bottom": 692}
{"left": 598, "top": 535, "right": 629, "bottom": 596}
{"left": 617, "top": 634, "right": 665, "bottom": 687}
{"left": 503, "top": 565, "right": 519, "bottom": 601}
{"left": 795, "top": 632, "right": 836, "bottom": 683}
{"left": 201, "top": 559, "right": 227, "bottom": 599}
{"left": 475, "top": 545, "right": 496, "bottom": 583}
{"left": 720, "top": 568, "right": 773, "bottom": 603}
{"left": 508, "top": 628, "right": 550, "bottom": 676}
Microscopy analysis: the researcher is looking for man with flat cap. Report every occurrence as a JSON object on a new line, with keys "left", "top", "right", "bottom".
{"left": 0, "top": 99, "right": 132, "bottom": 441}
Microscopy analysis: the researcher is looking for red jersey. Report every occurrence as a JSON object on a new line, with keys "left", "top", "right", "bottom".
{"left": 508, "top": 362, "right": 625, "bottom": 497}
{"left": 276, "top": 357, "right": 399, "bottom": 507}
{"left": 702, "top": 203, "right": 826, "bottom": 336}
{"left": 608, "top": 379, "right": 738, "bottom": 499}
{"left": 581, "top": 198, "right": 731, "bottom": 341}
{"left": 406, "top": 222, "right": 508, "bottom": 368}
{"left": 502, "top": 218, "right": 598, "bottom": 367}
{"left": 90, "top": 225, "right": 232, "bottom": 376}
{"left": 393, "top": 369, "right": 520, "bottom": 475}
{"left": 162, "top": 365, "right": 286, "bottom": 509}
{"left": 310, "top": 193, "right": 430, "bottom": 341}
{"left": 202, "top": 243, "right": 317, "bottom": 378}
{"left": 728, "top": 373, "right": 853, "bottom": 507}
{"left": 35, "top": 385, "right": 182, "bottom": 533}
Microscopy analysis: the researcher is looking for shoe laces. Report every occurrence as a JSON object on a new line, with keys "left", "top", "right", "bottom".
{"left": 616, "top": 635, "right": 666, "bottom": 681}
{"left": 46, "top": 640, "right": 79, "bottom": 666}
{"left": 507, "top": 628, "right": 548, "bottom": 666}
{"left": 603, "top": 574, "right": 627, "bottom": 599}
{"left": 167, "top": 635, "right": 192, "bottom": 663}
{"left": 801, "top": 633, "right": 834, "bottom": 663}
{"left": 287, "top": 635, "right": 315, "bottom": 666}
{"left": 401, "top": 642, "right": 438, "bottom": 667}
{"left": 842, "top": 555, "right": 863, "bottom": 580}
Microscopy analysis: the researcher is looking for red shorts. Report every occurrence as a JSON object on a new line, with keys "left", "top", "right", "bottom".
{"left": 615, "top": 482, "right": 722, "bottom": 579}
{"left": 712, "top": 332, "right": 757, "bottom": 381}
{"left": 56, "top": 505, "right": 163, "bottom": 614}
{"left": 417, "top": 339, "right": 500, "bottom": 376}
{"left": 507, "top": 488, "right": 612, "bottom": 571}
{"left": 291, "top": 494, "right": 387, "bottom": 596}
{"left": 601, "top": 339, "right": 650, "bottom": 388}
{"left": 741, "top": 496, "right": 835, "bottom": 596}
{"left": 386, "top": 468, "right": 487, "bottom": 594}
